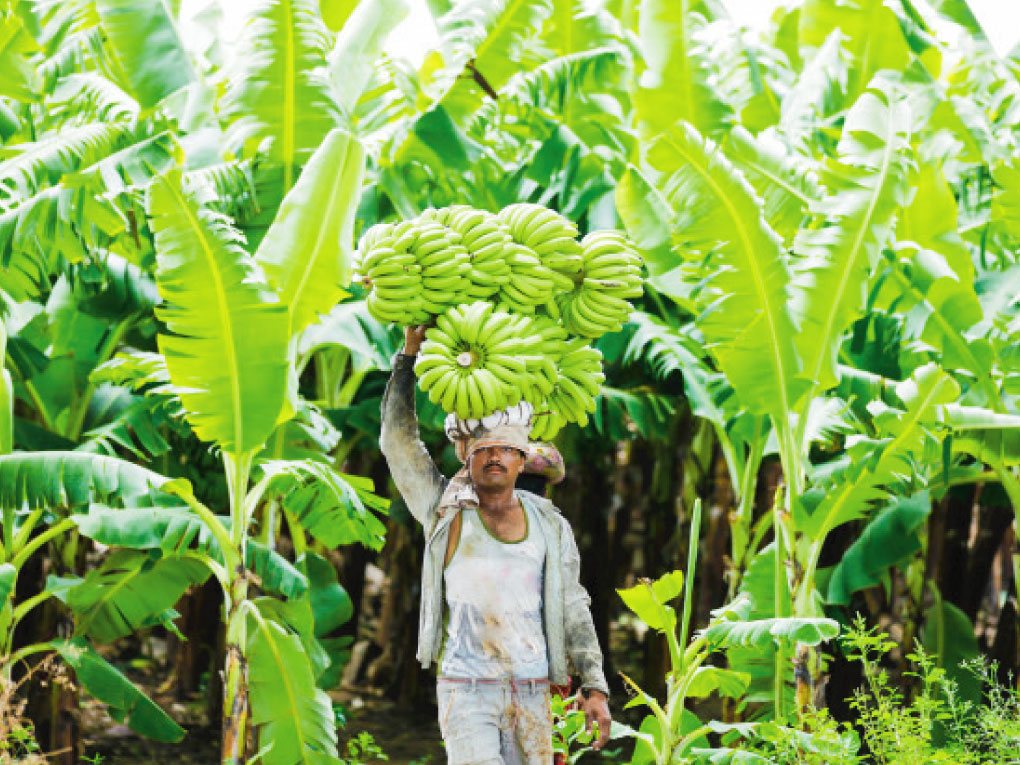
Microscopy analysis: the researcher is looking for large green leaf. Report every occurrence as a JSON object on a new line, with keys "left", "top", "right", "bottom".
{"left": 0, "top": 123, "right": 131, "bottom": 194}
{"left": 614, "top": 164, "right": 677, "bottom": 282}
{"left": 298, "top": 300, "right": 400, "bottom": 371}
{"left": 255, "top": 128, "right": 366, "bottom": 337}
{"left": 246, "top": 612, "right": 341, "bottom": 764}
{"left": 95, "top": 0, "right": 195, "bottom": 109}
{"left": 876, "top": 245, "right": 997, "bottom": 407}
{"left": 633, "top": 0, "right": 730, "bottom": 137}
{"left": 644, "top": 123, "right": 804, "bottom": 421}
{"left": 224, "top": 0, "right": 339, "bottom": 192}
{"left": 64, "top": 549, "right": 210, "bottom": 642}
{"left": 826, "top": 492, "right": 931, "bottom": 606}
{"left": 0, "top": 365, "right": 11, "bottom": 455}
{"left": 944, "top": 405, "right": 1020, "bottom": 467}
{"left": 430, "top": 0, "right": 553, "bottom": 123}
{"left": 73, "top": 505, "right": 213, "bottom": 554}
{"left": 247, "top": 539, "right": 308, "bottom": 599}
{"left": 617, "top": 571, "right": 683, "bottom": 631}
{"left": 897, "top": 162, "right": 971, "bottom": 281}
{"left": 792, "top": 86, "right": 910, "bottom": 393}
{"left": 0, "top": 11, "right": 38, "bottom": 101}
{"left": 722, "top": 127, "right": 822, "bottom": 246}
{"left": 0, "top": 452, "right": 173, "bottom": 511}
{"left": 542, "top": 0, "right": 620, "bottom": 56}
{"left": 710, "top": 548, "right": 796, "bottom": 719}
{"left": 300, "top": 552, "right": 353, "bottom": 637}
{"left": 78, "top": 385, "right": 173, "bottom": 460}
{"left": 148, "top": 170, "right": 290, "bottom": 455}
{"left": 685, "top": 666, "right": 751, "bottom": 699}
{"left": 992, "top": 160, "right": 1020, "bottom": 238}
{"left": 259, "top": 459, "right": 388, "bottom": 550}
{"left": 326, "top": 0, "right": 408, "bottom": 114}
{"left": 798, "top": 0, "right": 911, "bottom": 103}
{"left": 797, "top": 363, "right": 959, "bottom": 543}
{"left": 51, "top": 638, "right": 185, "bottom": 742}
{"left": 703, "top": 616, "right": 839, "bottom": 649}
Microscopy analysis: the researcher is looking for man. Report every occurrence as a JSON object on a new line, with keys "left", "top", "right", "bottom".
{"left": 380, "top": 325, "right": 611, "bottom": 763}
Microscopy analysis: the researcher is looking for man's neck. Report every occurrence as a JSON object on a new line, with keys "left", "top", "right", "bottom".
{"left": 476, "top": 487, "right": 517, "bottom": 516}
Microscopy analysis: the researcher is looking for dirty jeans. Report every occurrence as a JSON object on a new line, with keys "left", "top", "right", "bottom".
{"left": 437, "top": 677, "right": 553, "bottom": 764}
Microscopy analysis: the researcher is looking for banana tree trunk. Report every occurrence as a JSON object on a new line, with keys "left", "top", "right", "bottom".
{"left": 221, "top": 574, "right": 249, "bottom": 763}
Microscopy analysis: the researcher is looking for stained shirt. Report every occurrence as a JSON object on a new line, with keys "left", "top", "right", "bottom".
{"left": 441, "top": 503, "right": 549, "bottom": 679}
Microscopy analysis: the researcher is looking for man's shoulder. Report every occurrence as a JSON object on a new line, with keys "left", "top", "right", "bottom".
{"left": 517, "top": 489, "right": 562, "bottom": 515}
{"left": 518, "top": 490, "right": 574, "bottom": 537}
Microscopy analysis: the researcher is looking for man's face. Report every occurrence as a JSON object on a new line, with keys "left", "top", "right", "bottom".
{"left": 468, "top": 444, "right": 526, "bottom": 492}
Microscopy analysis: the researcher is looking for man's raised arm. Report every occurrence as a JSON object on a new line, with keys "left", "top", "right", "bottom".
{"left": 379, "top": 326, "right": 445, "bottom": 527}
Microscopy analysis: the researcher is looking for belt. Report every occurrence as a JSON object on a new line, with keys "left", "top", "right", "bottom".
{"left": 437, "top": 676, "right": 549, "bottom": 692}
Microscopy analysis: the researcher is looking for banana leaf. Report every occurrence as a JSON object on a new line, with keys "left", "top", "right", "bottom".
{"left": 326, "top": 0, "right": 409, "bottom": 113}
{"left": 633, "top": 0, "right": 730, "bottom": 137}
{"left": 224, "top": 0, "right": 338, "bottom": 191}
{"left": 246, "top": 610, "right": 342, "bottom": 764}
{"left": 826, "top": 492, "right": 931, "bottom": 606}
{"left": 644, "top": 123, "right": 805, "bottom": 421}
{"left": 259, "top": 459, "right": 388, "bottom": 550}
{"left": 0, "top": 562, "right": 14, "bottom": 604}
{"left": 51, "top": 637, "right": 185, "bottom": 742}
{"left": 0, "top": 451, "right": 174, "bottom": 511}
{"left": 255, "top": 128, "right": 366, "bottom": 337}
{"left": 95, "top": 0, "right": 195, "bottom": 109}
{"left": 148, "top": 170, "right": 290, "bottom": 455}
{"left": 62, "top": 550, "right": 210, "bottom": 643}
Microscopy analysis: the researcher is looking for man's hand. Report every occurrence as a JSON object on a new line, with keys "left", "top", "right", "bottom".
{"left": 403, "top": 325, "right": 428, "bottom": 356}
{"left": 580, "top": 689, "right": 611, "bottom": 751}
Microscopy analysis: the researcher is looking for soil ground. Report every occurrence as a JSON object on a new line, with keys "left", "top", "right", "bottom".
{"left": 81, "top": 684, "right": 444, "bottom": 764}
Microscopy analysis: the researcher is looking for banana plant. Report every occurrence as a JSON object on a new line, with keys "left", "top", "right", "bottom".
{"left": 142, "top": 122, "right": 377, "bottom": 763}
{"left": 0, "top": 451, "right": 192, "bottom": 745}
{"left": 617, "top": 499, "right": 839, "bottom": 762}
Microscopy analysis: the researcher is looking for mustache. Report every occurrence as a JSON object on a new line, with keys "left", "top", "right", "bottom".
{"left": 483, "top": 462, "right": 505, "bottom": 471}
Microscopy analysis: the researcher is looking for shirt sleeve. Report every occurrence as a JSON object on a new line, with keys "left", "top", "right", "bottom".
{"left": 558, "top": 515, "right": 610, "bottom": 697}
{"left": 379, "top": 353, "right": 445, "bottom": 528}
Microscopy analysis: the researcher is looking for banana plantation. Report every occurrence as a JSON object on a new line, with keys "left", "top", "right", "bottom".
{"left": 2, "top": 0, "right": 1020, "bottom": 762}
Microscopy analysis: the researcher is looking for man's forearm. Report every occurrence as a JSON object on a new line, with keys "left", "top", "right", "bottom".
{"left": 566, "top": 610, "right": 611, "bottom": 697}
{"left": 379, "top": 353, "right": 444, "bottom": 526}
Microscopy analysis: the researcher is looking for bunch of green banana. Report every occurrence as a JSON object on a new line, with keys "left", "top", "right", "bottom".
{"left": 498, "top": 203, "right": 583, "bottom": 291}
{"left": 401, "top": 220, "right": 471, "bottom": 314}
{"left": 422, "top": 206, "right": 512, "bottom": 300}
{"left": 531, "top": 338, "right": 604, "bottom": 437}
{"left": 529, "top": 409, "right": 568, "bottom": 441}
{"left": 356, "top": 221, "right": 429, "bottom": 325}
{"left": 559, "top": 230, "right": 643, "bottom": 338}
{"left": 494, "top": 243, "right": 558, "bottom": 314}
{"left": 356, "top": 218, "right": 477, "bottom": 323}
{"left": 415, "top": 302, "right": 541, "bottom": 419}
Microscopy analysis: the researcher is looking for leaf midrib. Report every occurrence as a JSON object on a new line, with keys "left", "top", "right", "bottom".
{"left": 804, "top": 113, "right": 897, "bottom": 390}
{"left": 811, "top": 372, "right": 951, "bottom": 543}
{"left": 888, "top": 265, "right": 1003, "bottom": 411}
{"left": 255, "top": 616, "right": 311, "bottom": 761}
{"left": 282, "top": 0, "right": 296, "bottom": 192}
{"left": 663, "top": 129, "right": 792, "bottom": 424}
{"left": 163, "top": 179, "right": 244, "bottom": 453}
{"left": 474, "top": 0, "right": 530, "bottom": 70}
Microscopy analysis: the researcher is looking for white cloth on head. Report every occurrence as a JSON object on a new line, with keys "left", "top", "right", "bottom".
{"left": 445, "top": 402, "right": 533, "bottom": 443}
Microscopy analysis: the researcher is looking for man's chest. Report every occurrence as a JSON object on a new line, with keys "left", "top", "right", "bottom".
{"left": 444, "top": 509, "right": 546, "bottom": 608}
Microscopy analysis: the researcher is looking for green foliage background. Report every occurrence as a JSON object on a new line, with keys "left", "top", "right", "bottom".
{"left": 1, "top": 0, "right": 1020, "bottom": 761}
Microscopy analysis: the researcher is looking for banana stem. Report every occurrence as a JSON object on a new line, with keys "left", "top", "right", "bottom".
{"left": 220, "top": 576, "right": 250, "bottom": 764}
